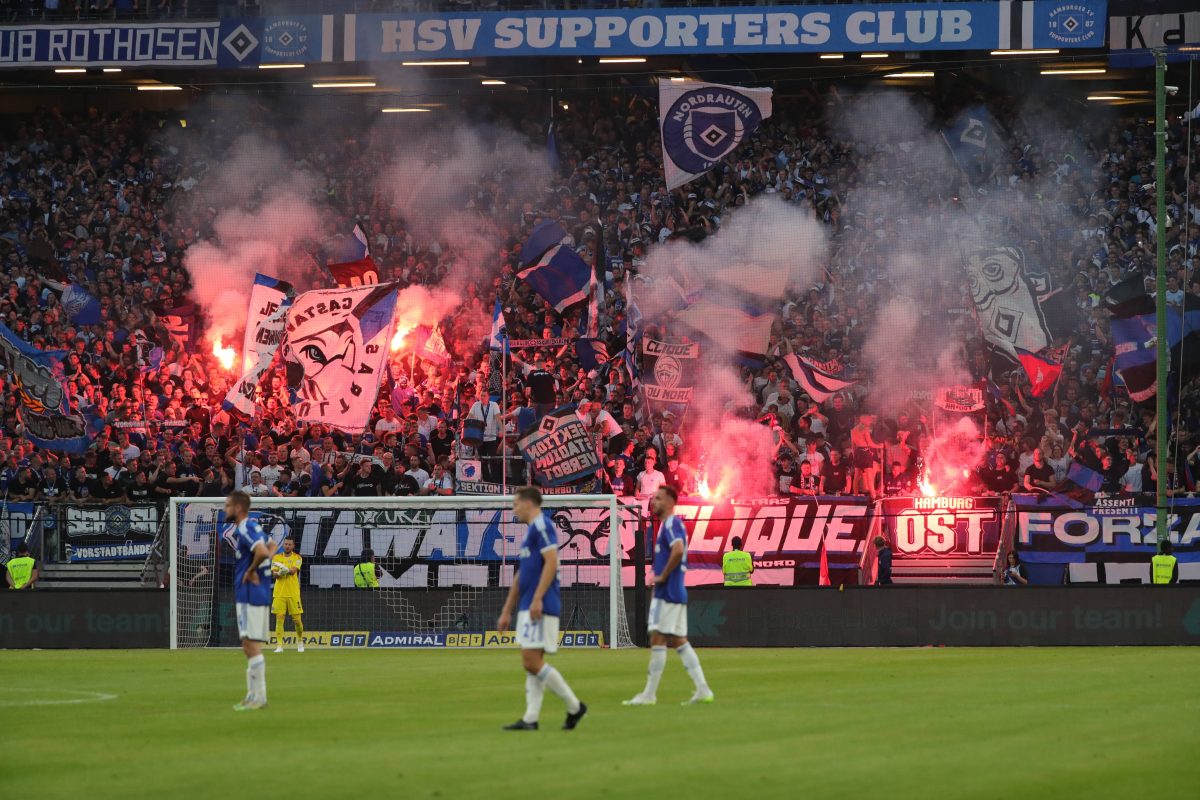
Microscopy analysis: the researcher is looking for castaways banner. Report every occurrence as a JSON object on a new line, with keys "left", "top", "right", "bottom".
{"left": 177, "top": 495, "right": 872, "bottom": 588}
{"left": 1014, "top": 494, "right": 1200, "bottom": 585}
{"left": 517, "top": 406, "right": 602, "bottom": 487}
{"left": 283, "top": 283, "right": 400, "bottom": 432}
{"left": 223, "top": 273, "right": 294, "bottom": 418}
{"left": 642, "top": 338, "right": 699, "bottom": 417}
{"left": 659, "top": 81, "right": 773, "bottom": 190}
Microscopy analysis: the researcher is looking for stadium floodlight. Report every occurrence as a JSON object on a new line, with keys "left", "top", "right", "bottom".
{"left": 884, "top": 71, "right": 935, "bottom": 78}
{"left": 820, "top": 54, "right": 844, "bottom": 60}
{"left": 169, "top": 494, "right": 637, "bottom": 651}
{"left": 102, "top": 68, "right": 122, "bottom": 73}
{"left": 1040, "top": 68, "right": 1106, "bottom": 75}
{"left": 990, "top": 49, "right": 1059, "bottom": 56}
{"left": 54, "top": 68, "right": 86, "bottom": 73}
{"left": 481, "top": 79, "right": 506, "bottom": 85}
{"left": 599, "top": 57, "right": 646, "bottom": 64}
{"left": 313, "top": 81, "right": 376, "bottom": 88}
{"left": 402, "top": 60, "right": 470, "bottom": 66}
{"left": 860, "top": 53, "right": 889, "bottom": 59}
{"left": 259, "top": 63, "right": 305, "bottom": 70}
{"left": 137, "top": 85, "right": 183, "bottom": 91}
{"left": 1087, "top": 95, "right": 1124, "bottom": 101}
{"left": 381, "top": 108, "right": 430, "bottom": 113}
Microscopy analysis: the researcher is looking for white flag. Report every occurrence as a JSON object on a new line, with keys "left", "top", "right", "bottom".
{"left": 223, "top": 274, "right": 293, "bottom": 419}
{"left": 659, "top": 81, "right": 773, "bottom": 191}
{"left": 284, "top": 283, "right": 400, "bottom": 433}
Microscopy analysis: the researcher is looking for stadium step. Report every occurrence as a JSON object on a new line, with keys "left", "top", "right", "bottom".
{"left": 889, "top": 556, "right": 997, "bottom": 585}
{"left": 36, "top": 562, "right": 151, "bottom": 590}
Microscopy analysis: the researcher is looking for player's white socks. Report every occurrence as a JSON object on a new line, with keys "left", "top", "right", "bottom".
{"left": 523, "top": 672, "right": 545, "bottom": 724}
{"left": 642, "top": 646, "right": 667, "bottom": 698}
{"left": 538, "top": 665, "right": 581, "bottom": 714}
{"left": 676, "top": 643, "right": 708, "bottom": 692}
{"left": 247, "top": 654, "right": 267, "bottom": 704}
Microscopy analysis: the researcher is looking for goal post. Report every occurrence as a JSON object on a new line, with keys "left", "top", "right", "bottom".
{"left": 168, "top": 493, "right": 637, "bottom": 650}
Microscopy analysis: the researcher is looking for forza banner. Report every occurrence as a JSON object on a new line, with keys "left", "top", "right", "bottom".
{"left": 284, "top": 283, "right": 400, "bottom": 432}
{"left": 1014, "top": 494, "right": 1200, "bottom": 585}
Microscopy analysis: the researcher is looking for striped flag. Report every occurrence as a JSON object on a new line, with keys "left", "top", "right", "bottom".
{"left": 783, "top": 353, "right": 856, "bottom": 403}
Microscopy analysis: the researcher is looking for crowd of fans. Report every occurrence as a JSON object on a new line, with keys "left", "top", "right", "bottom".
{"left": 1, "top": 80, "right": 1199, "bottom": 530}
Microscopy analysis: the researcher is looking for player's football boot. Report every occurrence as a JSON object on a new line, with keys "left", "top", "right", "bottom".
{"left": 622, "top": 694, "right": 656, "bottom": 706}
{"left": 503, "top": 719, "right": 538, "bottom": 731}
{"left": 682, "top": 689, "right": 715, "bottom": 706}
{"left": 297, "top": 643, "right": 305, "bottom": 653}
{"left": 562, "top": 702, "right": 588, "bottom": 730}
{"left": 233, "top": 697, "right": 268, "bottom": 711}
{"left": 273, "top": 646, "right": 284, "bottom": 654}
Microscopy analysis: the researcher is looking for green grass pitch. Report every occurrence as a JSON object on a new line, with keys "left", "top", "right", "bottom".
{"left": 1, "top": 647, "right": 1196, "bottom": 799}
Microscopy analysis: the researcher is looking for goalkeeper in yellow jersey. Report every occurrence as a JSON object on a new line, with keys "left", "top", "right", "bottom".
{"left": 271, "top": 537, "right": 305, "bottom": 653}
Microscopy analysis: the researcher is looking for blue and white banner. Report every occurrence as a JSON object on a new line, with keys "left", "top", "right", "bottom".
{"left": 223, "top": 273, "right": 294, "bottom": 420}
{"left": 1015, "top": 494, "right": 1200, "bottom": 585}
{"left": 347, "top": 3, "right": 1104, "bottom": 59}
{"left": 660, "top": 81, "right": 772, "bottom": 190}
{"left": 0, "top": 16, "right": 324, "bottom": 68}
{"left": 0, "top": 322, "right": 101, "bottom": 454}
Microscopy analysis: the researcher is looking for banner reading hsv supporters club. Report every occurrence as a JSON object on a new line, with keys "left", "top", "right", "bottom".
{"left": 283, "top": 283, "right": 400, "bottom": 432}
{"left": 223, "top": 273, "right": 294, "bottom": 419}
{"left": 1014, "top": 494, "right": 1200, "bottom": 585}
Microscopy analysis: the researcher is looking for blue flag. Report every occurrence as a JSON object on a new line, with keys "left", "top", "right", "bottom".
{"left": 944, "top": 105, "right": 999, "bottom": 182}
{"left": 519, "top": 220, "right": 567, "bottom": 268}
{"left": 576, "top": 338, "right": 611, "bottom": 372}
{"left": 547, "top": 120, "right": 560, "bottom": 173}
{"left": 0, "top": 322, "right": 100, "bottom": 453}
{"left": 518, "top": 245, "right": 591, "bottom": 313}
{"left": 61, "top": 283, "right": 102, "bottom": 326}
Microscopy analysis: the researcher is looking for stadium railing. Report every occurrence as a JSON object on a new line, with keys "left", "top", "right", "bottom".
{"left": 991, "top": 495, "right": 1017, "bottom": 585}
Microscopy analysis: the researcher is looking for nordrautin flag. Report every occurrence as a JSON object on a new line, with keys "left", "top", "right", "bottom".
{"left": 659, "top": 81, "right": 772, "bottom": 190}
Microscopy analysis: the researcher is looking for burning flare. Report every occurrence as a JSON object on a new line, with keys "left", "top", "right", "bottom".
{"left": 211, "top": 338, "right": 236, "bottom": 372}
{"left": 697, "top": 475, "right": 714, "bottom": 500}
{"left": 390, "top": 324, "right": 413, "bottom": 353}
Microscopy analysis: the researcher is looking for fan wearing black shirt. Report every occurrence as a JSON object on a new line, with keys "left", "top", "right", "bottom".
{"left": 823, "top": 450, "right": 851, "bottom": 496}
{"left": 126, "top": 471, "right": 155, "bottom": 504}
{"left": 343, "top": 459, "right": 384, "bottom": 496}
{"left": 383, "top": 463, "right": 421, "bottom": 496}
{"left": 40, "top": 466, "right": 69, "bottom": 502}
{"left": 882, "top": 462, "right": 914, "bottom": 497}
{"left": 9, "top": 467, "right": 41, "bottom": 501}
{"left": 980, "top": 453, "right": 1017, "bottom": 494}
{"left": 1023, "top": 448, "right": 1056, "bottom": 492}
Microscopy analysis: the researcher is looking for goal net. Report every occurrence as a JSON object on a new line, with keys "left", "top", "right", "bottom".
{"left": 169, "top": 494, "right": 637, "bottom": 650}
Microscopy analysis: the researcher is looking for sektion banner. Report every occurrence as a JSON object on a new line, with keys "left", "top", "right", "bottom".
{"left": 60, "top": 504, "right": 160, "bottom": 562}
{"left": 517, "top": 406, "right": 602, "bottom": 487}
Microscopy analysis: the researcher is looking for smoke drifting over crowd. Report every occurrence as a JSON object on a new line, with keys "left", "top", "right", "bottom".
{"left": 640, "top": 197, "right": 829, "bottom": 498}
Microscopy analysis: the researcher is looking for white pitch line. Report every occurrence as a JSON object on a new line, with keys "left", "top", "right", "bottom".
{"left": 0, "top": 688, "right": 118, "bottom": 707}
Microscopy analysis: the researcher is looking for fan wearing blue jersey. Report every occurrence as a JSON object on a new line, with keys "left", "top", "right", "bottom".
{"left": 222, "top": 490, "right": 275, "bottom": 711}
{"left": 625, "top": 485, "right": 714, "bottom": 706}
{"left": 497, "top": 487, "right": 588, "bottom": 731}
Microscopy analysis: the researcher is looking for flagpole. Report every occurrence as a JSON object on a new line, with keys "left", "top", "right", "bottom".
{"left": 501, "top": 334, "right": 508, "bottom": 495}
{"left": 1154, "top": 49, "right": 1169, "bottom": 548}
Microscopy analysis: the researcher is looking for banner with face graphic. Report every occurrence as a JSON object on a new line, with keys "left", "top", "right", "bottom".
{"left": 223, "top": 273, "right": 294, "bottom": 419}
{"left": 965, "top": 246, "right": 1051, "bottom": 359}
{"left": 642, "top": 338, "right": 698, "bottom": 419}
{"left": 284, "top": 283, "right": 400, "bottom": 433}
{"left": 659, "top": 81, "right": 773, "bottom": 190}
